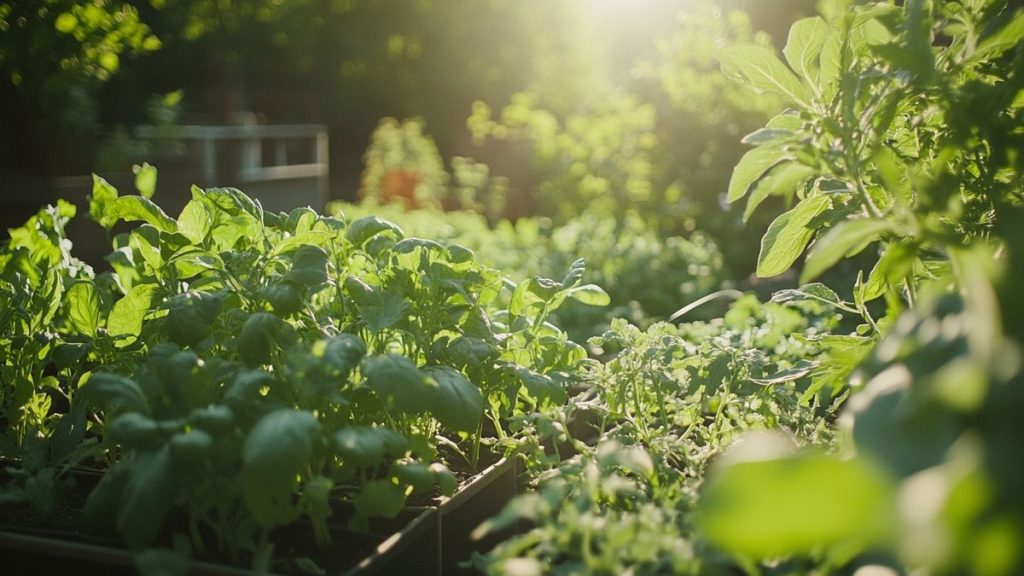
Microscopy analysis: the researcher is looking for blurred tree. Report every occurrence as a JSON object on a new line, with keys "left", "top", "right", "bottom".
{"left": 0, "top": 0, "right": 160, "bottom": 173}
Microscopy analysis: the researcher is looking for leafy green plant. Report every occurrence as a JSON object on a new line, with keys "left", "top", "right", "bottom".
{"left": 475, "top": 294, "right": 845, "bottom": 573}
{"left": 1, "top": 166, "right": 605, "bottom": 572}
{"left": 691, "top": 1, "right": 1024, "bottom": 573}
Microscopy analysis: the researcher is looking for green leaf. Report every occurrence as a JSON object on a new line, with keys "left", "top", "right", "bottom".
{"left": 819, "top": 29, "right": 842, "bottom": 91}
{"left": 345, "top": 215, "right": 404, "bottom": 247}
{"left": 322, "top": 334, "right": 367, "bottom": 379}
{"left": 238, "top": 312, "right": 289, "bottom": 366}
{"left": 117, "top": 446, "right": 176, "bottom": 549}
{"left": 335, "top": 426, "right": 406, "bottom": 468}
{"left": 423, "top": 366, "right": 484, "bottom": 433}
{"left": 801, "top": 219, "right": 894, "bottom": 283}
{"left": 565, "top": 284, "right": 611, "bottom": 307}
{"left": 285, "top": 244, "right": 330, "bottom": 288}
{"left": 242, "top": 410, "right": 321, "bottom": 526}
{"left": 744, "top": 163, "right": 816, "bottom": 223}
{"left": 728, "top": 145, "right": 790, "bottom": 203}
{"left": 362, "top": 354, "right": 434, "bottom": 415}
{"left": 108, "top": 284, "right": 159, "bottom": 344}
{"left": 133, "top": 163, "right": 158, "bottom": 199}
{"left": 89, "top": 175, "right": 120, "bottom": 229}
{"left": 164, "top": 291, "right": 223, "bottom": 347}
{"left": 783, "top": 17, "right": 829, "bottom": 82}
{"left": 81, "top": 373, "right": 150, "bottom": 416}
{"left": 352, "top": 480, "right": 406, "bottom": 519}
{"left": 261, "top": 281, "right": 305, "bottom": 316}
{"left": 771, "top": 282, "right": 844, "bottom": 308}
{"left": 176, "top": 199, "right": 211, "bottom": 245}
{"left": 720, "top": 45, "right": 811, "bottom": 106}
{"left": 110, "top": 196, "right": 177, "bottom": 233}
{"left": 344, "top": 278, "right": 408, "bottom": 332}
{"left": 757, "top": 195, "right": 830, "bottom": 278}
{"left": 971, "top": 12, "right": 1024, "bottom": 62}
{"left": 699, "top": 450, "right": 894, "bottom": 559}
{"left": 67, "top": 281, "right": 100, "bottom": 337}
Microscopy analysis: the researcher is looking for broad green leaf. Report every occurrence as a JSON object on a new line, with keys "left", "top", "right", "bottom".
{"left": 904, "top": 0, "right": 935, "bottom": 77}
{"left": 783, "top": 17, "right": 829, "bottom": 82}
{"left": 699, "top": 450, "right": 894, "bottom": 558}
{"left": 393, "top": 237, "right": 444, "bottom": 254}
{"left": 322, "top": 333, "right": 367, "bottom": 378}
{"left": 334, "top": 426, "right": 406, "bottom": 468}
{"left": 565, "top": 284, "right": 611, "bottom": 307}
{"left": 164, "top": 291, "right": 224, "bottom": 347}
{"left": 757, "top": 195, "right": 831, "bottom": 278}
{"left": 740, "top": 128, "right": 795, "bottom": 146}
{"left": 444, "top": 336, "right": 498, "bottom": 369}
{"left": 728, "top": 145, "right": 790, "bottom": 203}
{"left": 261, "top": 281, "right": 304, "bottom": 316}
{"left": 345, "top": 278, "right": 408, "bottom": 332}
{"left": 67, "top": 281, "right": 100, "bottom": 337}
{"left": 108, "top": 284, "right": 159, "bottom": 344}
{"left": 80, "top": 373, "right": 150, "bottom": 416}
{"left": 242, "top": 410, "right": 321, "bottom": 526}
{"left": 117, "top": 446, "right": 176, "bottom": 549}
{"left": 422, "top": 366, "right": 484, "bottom": 433}
{"left": 89, "top": 175, "right": 120, "bottom": 229}
{"left": 362, "top": 354, "right": 434, "bottom": 415}
{"left": 744, "top": 163, "right": 816, "bottom": 223}
{"left": 176, "top": 199, "right": 211, "bottom": 244}
{"left": 971, "top": 12, "right": 1024, "bottom": 62}
{"left": 133, "top": 163, "right": 157, "bottom": 199}
{"left": 819, "top": 29, "right": 843, "bottom": 92}
{"left": 238, "top": 312, "right": 289, "bottom": 366}
{"left": 771, "top": 282, "right": 844, "bottom": 308}
{"left": 243, "top": 409, "right": 320, "bottom": 484}
{"left": 352, "top": 479, "right": 406, "bottom": 519}
{"left": 285, "top": 244, "right": 330, "bottom": 288}
{"left": 801, "top": 219, "right": 894, "bottom": 283}
{"left": 720, "top": 45, "right": 811, "bottom": 106}
{"left": 111, "top": 196, "right": 177, "bottom": 233}
{"left": 345, "top": 215, "right": 404, "bottom": 247}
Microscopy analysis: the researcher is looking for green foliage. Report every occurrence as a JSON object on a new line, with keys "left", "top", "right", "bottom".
{"left": 0, "top": 170, "right": 595, "bottom": 571}
{"left": 475, "top": 295, "right": 845, "bottom": 573}
{"left": 331, "top": 201, "right": 726, "bottom": 341}
{"left": 689, "top": 1, "right": 1024, "bottom": 573}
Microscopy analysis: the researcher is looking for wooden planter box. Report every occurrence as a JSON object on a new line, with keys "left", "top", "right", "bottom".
{"left": 0, "top": 457, "right": 518, "bottom": 575}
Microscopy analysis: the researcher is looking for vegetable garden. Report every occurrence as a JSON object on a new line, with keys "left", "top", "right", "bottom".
{"left": 2, "top": 1, "right": 1024, "bottom": 575}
